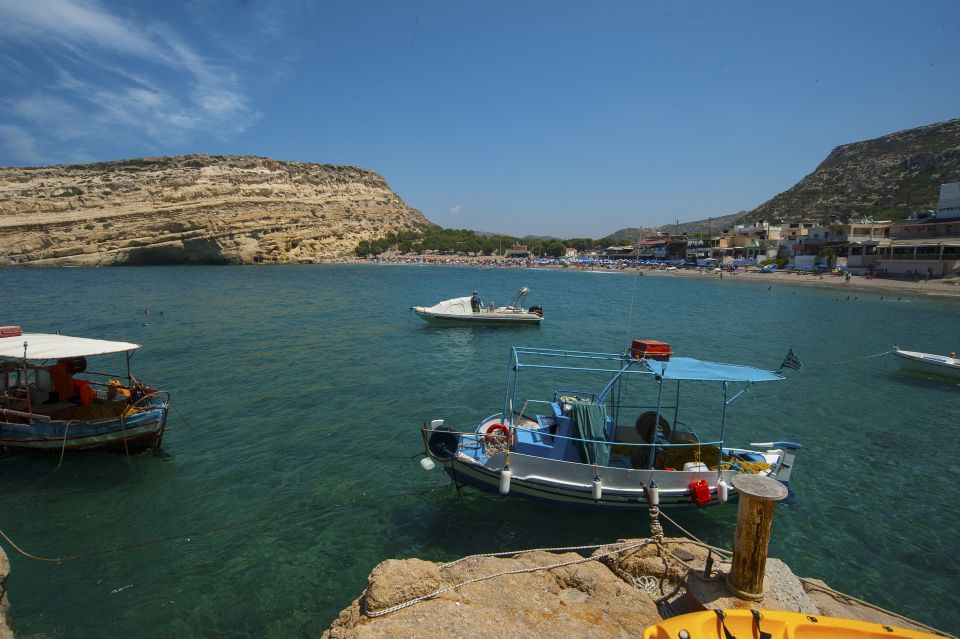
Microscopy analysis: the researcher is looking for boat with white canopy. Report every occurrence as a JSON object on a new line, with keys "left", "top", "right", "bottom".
{"left": 420, "top": 339, "right": 801, "bottom": 509}
{"left": 0, "top": 327, "right": 170, "bottom": 452}
{"left": 412, "top": 287, "right": 543, "bottom": 325}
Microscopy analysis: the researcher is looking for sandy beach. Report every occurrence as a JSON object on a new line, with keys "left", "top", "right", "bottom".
{"left": 630, "top": 266, "right": 960, "bottom": 299}
{"left": 344, "top": 255, "right": 960, "bottom": 300}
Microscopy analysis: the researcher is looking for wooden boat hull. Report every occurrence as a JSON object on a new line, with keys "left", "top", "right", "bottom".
{"left": 892, "top": 349, "right": 960, "bottom": 380}
{"left": 642, "top": 609, "right": 943, "bottom": 638}
{"left": 0, "top": 407, "right": 168, "bottom": 451}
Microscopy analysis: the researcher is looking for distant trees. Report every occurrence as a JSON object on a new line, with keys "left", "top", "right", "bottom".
{"left": 818, "top": 247, "right": 838, "bottom": 267}
{"left": 545, "top": 240, "right": 567, "bottom": 258}
{"left": 354, "top": 228, "right": 607, "bottom": 257}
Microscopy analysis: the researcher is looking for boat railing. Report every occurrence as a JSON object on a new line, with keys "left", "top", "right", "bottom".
{"left": 131, "top": 389, "right": 171, "bottom": 409}
{"left": 510, "top": 425, "right": 721, "bottom": 451}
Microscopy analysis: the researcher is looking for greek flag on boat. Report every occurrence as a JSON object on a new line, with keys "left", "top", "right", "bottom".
{"left": 780, "top": 347, "right": 804, "bottom": 371}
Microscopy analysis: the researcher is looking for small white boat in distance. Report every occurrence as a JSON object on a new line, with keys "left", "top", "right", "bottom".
{"left": 892, "top": 347, "right": 960, "bottom": 380}
{"left": 412, "top": 287, "right": 543, "bottom": 325}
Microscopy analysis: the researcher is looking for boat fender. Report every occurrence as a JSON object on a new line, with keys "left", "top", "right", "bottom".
{"left": 483, "top": 422, "right": 510, "bottom": 444}
{"left": 717, "top": 478, "right": 729, "bottom": 503}
{"left": 643, "top": 480, "right": 660, "bottom": 506}
{"left": 499, "top": 467, "right": 512, "bottom": 495}
{"left": 420, "top": 457, "right": 436, "bottom": 471}
{"left": 592, "top": 475, "right": 603, "bottom": 501}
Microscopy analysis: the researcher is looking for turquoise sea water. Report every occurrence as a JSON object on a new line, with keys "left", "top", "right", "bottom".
{"left": 2, "top": 264, "right": 959, "bottom": 637}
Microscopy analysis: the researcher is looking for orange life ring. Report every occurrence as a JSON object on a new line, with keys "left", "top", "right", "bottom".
{"left": 636, "top": 411, "right": 671, "bottom": 443}
{"left": 483, "top": 422, "right": 510, "bottom": 444}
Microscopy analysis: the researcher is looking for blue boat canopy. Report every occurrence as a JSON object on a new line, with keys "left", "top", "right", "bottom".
{"left": 641, "top": 356, "right": 784, "bottom": 382}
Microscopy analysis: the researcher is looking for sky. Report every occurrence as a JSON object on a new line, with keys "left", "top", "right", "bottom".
{"left": 0, "top": 1, "right": 958, "bottom": 237}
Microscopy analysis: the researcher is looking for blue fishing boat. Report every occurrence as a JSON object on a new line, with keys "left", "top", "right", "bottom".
{"left": 421, "top": 339, "right": 801, "bottom": 509}
{"left": 0, "top": 328, "right": 170, "bottom": 452}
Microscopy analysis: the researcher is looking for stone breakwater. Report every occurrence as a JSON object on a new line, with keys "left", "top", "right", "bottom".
{"left": 0, "top": 155, "right": 431, "bottom": 266}
{"left": 320, "top": 538, "right": 943, "bottom": 639}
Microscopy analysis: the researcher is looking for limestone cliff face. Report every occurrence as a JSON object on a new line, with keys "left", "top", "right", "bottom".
{"left": 0, "top": 155, "right": 432, "bottom": 266}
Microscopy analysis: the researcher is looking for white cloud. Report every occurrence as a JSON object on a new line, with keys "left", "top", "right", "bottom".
{"left": 0, "top": 0, "right": 260, "bottom": 160}
{"left": 0, "top": 0, "right": 162, "bottom": 59}
{"left": 0, "top": 124, "right": 45, "bottom": 164}
{"left": 449, "top": 205, "right": 462, "bottom": 214}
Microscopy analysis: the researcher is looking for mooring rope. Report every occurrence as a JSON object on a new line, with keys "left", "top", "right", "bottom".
{"left": 0, "top": 480, "right": 448, "bottom": 564}
{"left": 365, "top": 538, "right": 655, "bottom": 617}
{"left": 53, "top": 420, "right": 74, "bottom": 472}
{"left": 833, "top": 349, "right": 893, "bottom": 365}
{"left": 367, "top": 504, "right": 734, "bottom": 619}
{"left": 657, "top": 509, "right": 732, "bottom": 558}
{"left": 798, "top": 578, "right": 957, "bottom": 639}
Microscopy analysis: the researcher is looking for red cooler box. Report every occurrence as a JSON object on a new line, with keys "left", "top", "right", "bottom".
{"left": 630, "top": 339, "right": 671, "bottom": 361}
{"left": 0, "top": 326, "right": 23, "bottom": 338}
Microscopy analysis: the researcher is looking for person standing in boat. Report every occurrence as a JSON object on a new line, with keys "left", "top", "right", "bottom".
{"left": 470, "top": 291, "right": 482, "bottom": 313}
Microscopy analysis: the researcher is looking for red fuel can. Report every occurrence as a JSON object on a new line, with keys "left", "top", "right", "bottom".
{"left": 688, "top": 479, "right": 712, "bottom": 506}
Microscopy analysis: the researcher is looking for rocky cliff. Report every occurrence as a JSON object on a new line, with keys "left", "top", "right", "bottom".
{"left": 320, "top": 538, "right": 940, "bottom": 639}
{"left": 746, "top": 118, "right": 960, "bottom": 223}
{"left": 0, "top": 155, "right": 432, "bottom": 266}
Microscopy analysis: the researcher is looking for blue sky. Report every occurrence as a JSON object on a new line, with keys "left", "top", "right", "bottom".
{"left": 1, "top": 1, "right": 958, "bottom": 237}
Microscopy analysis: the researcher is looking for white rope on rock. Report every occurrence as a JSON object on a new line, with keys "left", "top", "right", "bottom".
{"left": 365, "top": 539, "right": 654, "bottom": 618}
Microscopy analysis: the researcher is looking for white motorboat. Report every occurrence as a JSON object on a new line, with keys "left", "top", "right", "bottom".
{"left": 892, "top": 348, "right": 960, "bottom": 380}
{"left": 412, "top": 287, "right": 543, "bottom": 325}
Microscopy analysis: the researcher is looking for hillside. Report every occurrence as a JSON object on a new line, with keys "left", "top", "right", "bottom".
{"left": 606, "top": 212, "right": 743, "bottom": 243}
{"left": 0, "top": 155, "right": 431, "bottom": 266}
{"left": 745, "top": 119, "right": 960, "bottom": 223}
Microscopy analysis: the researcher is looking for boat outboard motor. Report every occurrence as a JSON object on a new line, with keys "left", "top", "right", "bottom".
{"left": 427, "top": 425, "right": 459, "bottom": 462}
{"left": 529, "top": 305, "right": 543, "bottom": 317}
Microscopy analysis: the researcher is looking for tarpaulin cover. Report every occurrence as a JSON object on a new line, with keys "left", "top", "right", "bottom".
{"left": 641, "top": 356, "right": 783, "bottom": 382}
{"left": 0, "top": 333, "right": 139, "bottom": 360}
{"left": 571, "top": 402, "right": 610, "bottom": 466}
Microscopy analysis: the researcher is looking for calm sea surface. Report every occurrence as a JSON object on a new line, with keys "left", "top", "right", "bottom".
{"left": 2, "top": 265, "right": 959, "bottom": 637}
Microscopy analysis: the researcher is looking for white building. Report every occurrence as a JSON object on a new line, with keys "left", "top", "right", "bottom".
{"left": 938, "top": 182, "right": 960, "bottom": 219}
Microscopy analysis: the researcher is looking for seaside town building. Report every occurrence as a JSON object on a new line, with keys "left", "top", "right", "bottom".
{"left": 876, "top": 182, "right": 960, "bottom": 277}
{"left": 504, "top": 243, "right": 532, "bottom": 259}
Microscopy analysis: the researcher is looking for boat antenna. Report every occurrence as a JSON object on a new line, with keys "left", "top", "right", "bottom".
{"left": 621, "top": 238, "right": 643, "bottom": 353}
{"left": 21, "top": 340, "right": 32, "bottom": 417}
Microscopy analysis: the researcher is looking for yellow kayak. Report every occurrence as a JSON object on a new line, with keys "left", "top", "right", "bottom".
{"left": 642, "top": 609, "right": 945, "bottom": 639}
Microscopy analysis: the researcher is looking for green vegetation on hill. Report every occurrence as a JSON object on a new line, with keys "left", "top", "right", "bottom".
{"left": 355, "top": 229, "right": 605, "bottom": 257}
{"left": 743, "top": 118, "right": 960, "bottom": 224}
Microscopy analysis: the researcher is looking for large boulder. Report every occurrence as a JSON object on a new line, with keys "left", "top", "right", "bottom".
{"left": 323, "top": 549, "right": 661, "bottom": 639}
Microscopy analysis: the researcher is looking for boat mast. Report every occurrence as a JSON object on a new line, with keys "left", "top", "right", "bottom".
{"left": 504, "top": 347, "right": 518, "bottom": 426}
{"left": 645, "top": 374, "right": 665, "bottom": 469}
{"left": 718, "top": 381, "right": 729, "bottom": 470}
